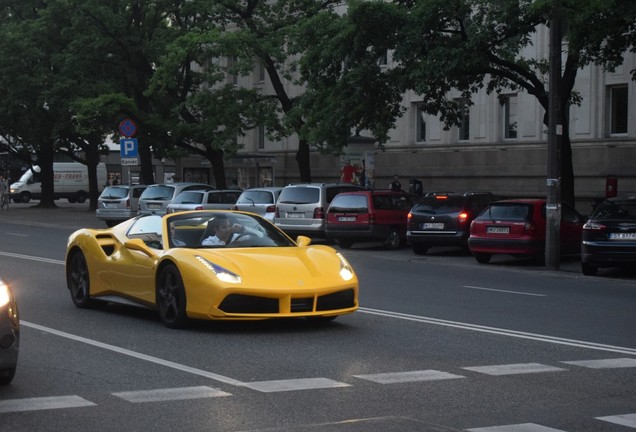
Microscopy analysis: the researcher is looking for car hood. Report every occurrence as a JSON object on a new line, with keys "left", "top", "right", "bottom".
{"left": 190, "top": 246, "right": 349, "bottom": 287}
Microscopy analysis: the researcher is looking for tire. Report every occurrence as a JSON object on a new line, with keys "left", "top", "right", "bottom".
{"left": 581, "top": 262, "right": 598, "bottom": 276}
{"left": 384, "top": 228, "right": 402, "bottom": 250}
{"left": 105, "top": 220, "right": 119, "bottom": 227}
{"left": 156, "top": 264, "right": 189, "bottom": 329}
{"left": 412, "top": 243, "right": 429, "bottom": 255}
{"left": 0, "top": 367, "right": 16, "bottom": 385}
{"left": 336, "top": 239, "right": 353, "bottom": 249}
{"left": 76, "top": 192, "right": 87, "bottom": 204}
{"left": 19, "top": 193, "right": 30, "bottom": 203}
{"left": 67, "top": 250, "right": 97, "bottom": 308}
{"left": 473, "top": 252, "right": 492, "bottom": 264}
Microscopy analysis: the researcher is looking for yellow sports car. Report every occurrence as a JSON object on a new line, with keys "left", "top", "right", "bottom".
{"left": 65, "top": 210, "right": 358, "bottom": 328}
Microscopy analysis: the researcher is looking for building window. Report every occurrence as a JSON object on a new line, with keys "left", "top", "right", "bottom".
{"left": 257, "top": 59, "right": 266, "bottom": 82}
{"left": 501, "top": 94, "right": 518, "bottom": 139}
{"left": 258, "top": 126, "right": 265, "bottom": 150}
{"left": 415, "top": 105, "right": 426, "bottom": 142}
{"left": 609, "top": 85, "right": 628, "bottom": 135}
{"left": 457, "top": 100, "right": 470, "bottom": 141}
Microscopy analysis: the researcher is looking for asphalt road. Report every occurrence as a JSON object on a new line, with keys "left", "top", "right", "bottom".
{"left": 0, "top": 202, "right": 634, "bottom": 432}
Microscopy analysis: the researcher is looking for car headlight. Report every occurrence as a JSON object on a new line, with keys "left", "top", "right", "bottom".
{"left": 195, "top": 256, "right": 242, "bottom": 284}
{"left": 0, "top": 280, "right": 11, "bottom": 308}
{"left": 336, "top": 252, "right": 355, "bottom": 281}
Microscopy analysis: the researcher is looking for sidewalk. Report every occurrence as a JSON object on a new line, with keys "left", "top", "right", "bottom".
{"left": 0, "top": 201, "right": 104, "bottom": 229}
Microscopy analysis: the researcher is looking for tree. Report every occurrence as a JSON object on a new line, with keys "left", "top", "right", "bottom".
{"left": 297, "top": 0, "right": 636, "bottom": 206}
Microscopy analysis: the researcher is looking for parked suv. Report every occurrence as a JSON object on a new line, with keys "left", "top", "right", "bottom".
{"left": 407, "top": 191, "right": 495, "bottom": 254}
{"left": 96, "top": 184, "right": 148, "bottom": 227}
{"left": 166, "top": 189, "right": 242, "bottom": 213}
{"left": 275, "top": 183, "right": 365, "bottom": 238}
{"left": 326, "top": 190, "right": 416, "bottom": 249}
{"left": 137, "top": 182, "right": 214, "bottom": 216}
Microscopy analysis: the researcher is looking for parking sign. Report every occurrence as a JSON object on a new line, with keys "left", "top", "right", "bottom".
{"left": 120, "top": 138, "right": 139, "bottom": 166}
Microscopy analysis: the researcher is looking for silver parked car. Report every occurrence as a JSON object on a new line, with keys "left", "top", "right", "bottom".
{"left": 166, "top": 189, "right": 242, "bottom": 213}
{"left": 0, "top": 276, "right": 19, "bottom": 385}
{"left": 138, "top": 182, "right": 214, "bottom": 216}
{"left": 96, "top": 184, "right": 148, "bottom": 227}
{"left": 232, "top": 187, "right": 283, "bottom": 222}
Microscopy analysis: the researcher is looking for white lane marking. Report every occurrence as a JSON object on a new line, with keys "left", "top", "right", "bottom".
{"left": 244, "top": 378, "right": 350, "bottom": 393}
{"left": 358, "top": 307, "right": 636, "bottom": 356}
{"left": 462, "top": 363, "right": 566, "bottom": 376}
{"left": 112, "top": 386, "right": 231, "bottom": 403}
{"left": 354, "top": 370, "right": 465, "bottom": 384}
{"left": 596, "top": 413, "right": 636, "bottom": 428}
{"left": 22, "top": 321, "right": 245, "bottom": 387}
{"left": 466, "top": 423, "right": 565, "bottom": 431}
{"left": 0, "top": 395, "right": 96, "bottom": 414}
{"left": 562, "top": 358, "right": 636, "bottom": 369}
{"left": 0, "top": 250, "right": 64, "bottom": 265}
{"left": 6, "top": 232, "right": 29, "bottom": 237}
{"left": 462, "top": 285, "right": 546, "bottom": 297}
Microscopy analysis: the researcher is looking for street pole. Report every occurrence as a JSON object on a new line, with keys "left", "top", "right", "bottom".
{"left": 546, "top": 10, "right": 562, "bottom": 269}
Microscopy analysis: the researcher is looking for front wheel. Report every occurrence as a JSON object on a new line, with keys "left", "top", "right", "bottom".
{"left": 156, "top": 264, "right": 189, "bottom": 329}
{"left": 67, "top": 251, "right": 97, "bottom": 308}
{"left": 384, "top": 228, "right": 402, "bottom": 250}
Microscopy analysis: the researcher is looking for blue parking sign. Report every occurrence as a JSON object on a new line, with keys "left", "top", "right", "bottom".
{"left": 120, "top": 138, "right": 139, "bottom": 158}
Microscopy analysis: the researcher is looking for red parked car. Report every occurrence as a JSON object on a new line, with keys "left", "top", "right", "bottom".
{"left": 468, "top": 199, "right": 585, "bottom": 264}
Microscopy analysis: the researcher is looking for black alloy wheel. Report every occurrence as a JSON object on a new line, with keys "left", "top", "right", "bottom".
{"left": 385, "top": 228, "right": 402, "bottom": 250}
{"left": 156, "top": 264, "right": 189, "bottom": 329}
{"left": 67, "top": 251, "right": 97, "bottom": 308}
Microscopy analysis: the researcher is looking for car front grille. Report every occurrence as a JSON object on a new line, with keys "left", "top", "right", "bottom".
{"left": 218, "top": 289, "right": 356, "bottom": 315}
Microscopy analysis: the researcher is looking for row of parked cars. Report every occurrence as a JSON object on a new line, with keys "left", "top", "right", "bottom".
{"left": 96, "top": 182, "right": 636, "bottom": 277}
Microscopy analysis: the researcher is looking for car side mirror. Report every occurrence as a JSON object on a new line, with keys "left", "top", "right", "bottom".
{"left": 296, "top": 236, "right": 312, "bottom": 247}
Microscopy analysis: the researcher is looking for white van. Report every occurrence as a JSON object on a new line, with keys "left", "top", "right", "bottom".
{"left": 10, "top": 162, "right": 107, "bottom": 203}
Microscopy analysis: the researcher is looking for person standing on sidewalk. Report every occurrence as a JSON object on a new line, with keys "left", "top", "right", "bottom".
{"left": 0, "top": 176, "right": 9, "bottom": 210}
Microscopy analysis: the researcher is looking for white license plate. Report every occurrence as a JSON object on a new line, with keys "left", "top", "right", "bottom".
{"left": 148, "top": 203, "right": 162, "bottom": 209}
{"left": 487, "top": 226, "right": 510, "bottom": 234}
{"left": 338, "top": 216, "right": 356, "bottom": 222}
{"left": 287, "top": 212, "right": 304, "bottom": 218}
{"left": 423, "top": 223, "right": 444, "bottom": 229}
{"left": 104, "top": 202, "right": 118, "bottom": 208}
{"left": 609, "top": 232, "right": 636, "bottom": 240}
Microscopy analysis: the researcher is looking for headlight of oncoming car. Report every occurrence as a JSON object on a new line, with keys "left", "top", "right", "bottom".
{"left": 196, "top": 256, "right": 242, "bottom": 284}
{"left": 336, "top": 252, "right": 355, "bottom": 281}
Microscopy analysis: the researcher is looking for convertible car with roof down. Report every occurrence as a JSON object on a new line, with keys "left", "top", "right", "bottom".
{"left": 65, "top": 210, "right": 358, "bottom": 328}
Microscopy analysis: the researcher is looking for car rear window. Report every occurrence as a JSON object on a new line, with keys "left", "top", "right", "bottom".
{"left": 329, "top": 195, "right": 368, "bottom": 213}
{"left": 174, "top": 191, "right": 204, "bottom": 204}
{"left": 238, "top": 190, "right": 274, "bottom": 204}
{"left": 100, "top": 186, "right": 129, "bottom": 199}
{"left": 412, "top": 196, "right": 466, "bottom": 213}
{"left": 592, "top": 201, "right": 636, "bottom": 221}
{"left": 278, "top": 187, "right": 320, "bottom": 204}
{"left": 141, "top": 185, "right": 176, "bottom": 200}
{"left": 476, "top": 204, "right": 531, "bottom": 221}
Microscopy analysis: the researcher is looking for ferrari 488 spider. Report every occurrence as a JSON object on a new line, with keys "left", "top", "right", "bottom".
{"left": 65, "top": 211, "right": 358, "bottom": 328}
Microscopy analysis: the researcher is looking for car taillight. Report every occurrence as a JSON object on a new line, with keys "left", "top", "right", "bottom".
{"left": 314, "top": 207, "right": 325, "bottom": 219}
{"left": 231, "top": 205, "right": 238, "bottom": 210}
{"left": 458, "top": 211, "right": 470, "bottom": 224}
{"left": 583, "top": 221, "right": 606, "bottom": 231}
{"left": 266, "top": 204, "right": 276, "bottom": 213}
{"left": 125, "top": 198, "right": 131, "bottom": 209}
{"left": 195, "top": 205, "right": 203, "bottom": 210}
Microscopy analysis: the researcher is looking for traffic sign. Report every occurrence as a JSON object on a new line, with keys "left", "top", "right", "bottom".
{"left": 119, "top": 118, "right": 138, "bottom": 138}
{"left": 120, "top": 138, "right": 139, "bottom": 158}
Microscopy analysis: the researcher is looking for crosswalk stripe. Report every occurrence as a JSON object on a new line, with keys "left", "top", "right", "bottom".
{"left": 244, "top": 378, "right": 351, "bottom": 393}
{"left": 596, "top": 413, "right": 636, "bottom": 428}
{"left": 562, "top": 358, "right": 636, "bottom": 369}
{"left": 466, "top": 423, "right": 565, "bottom": 431}
{"left": 354, "top": 370, "right": 465, "bottom": 384}
{"left": 0, "top": 395, "right": 96, "bottom": 414}
{"left": 112, "top": 386, "right": 231, "bottom": 403}
{"left": 462, "top": 363, "right": 567, "bottom": 376}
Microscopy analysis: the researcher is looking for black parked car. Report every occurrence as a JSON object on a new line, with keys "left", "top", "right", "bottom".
{"left": 0, "top": 276, "right": 19, "bottom": 385}
{"left": 581, "top": 196, "right": 636, "bottom": 275}
{"left": 407, "top": 192, "right": 495, "bottom": 255}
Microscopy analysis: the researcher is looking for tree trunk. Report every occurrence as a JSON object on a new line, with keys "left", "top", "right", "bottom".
{"left": 85, "top": 145, "right": 101, "bottom": 211}
{"left": 209, "top": 149, "right": 226, "bottom": 188}
{"left": 296, "top": 139, "right": 312, "bottom": 183}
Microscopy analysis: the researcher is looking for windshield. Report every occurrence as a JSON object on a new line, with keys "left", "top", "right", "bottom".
{"left": 141, "top": 185, "right": 176, "bottom": 200}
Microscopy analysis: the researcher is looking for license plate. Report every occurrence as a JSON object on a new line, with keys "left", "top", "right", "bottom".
{"left": 487, "top": 226, "right": 510, "bottom": 234}
{"left": 609, "top": 232, "right": 636, "bottom": 240}
{"left": 104, "top": 202, "right": 118, "bottom": 208}
{"left": 148, "top": 203, "right": 162, "bottom": 210}
{"left": 287, "top": 212, "right": 304, "bottom": 218}
{"left": 338, "top": 216, "right": 356, "bottom": 222}
{"left": 422, "top": 223, "right": 444, "bottom": 229}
